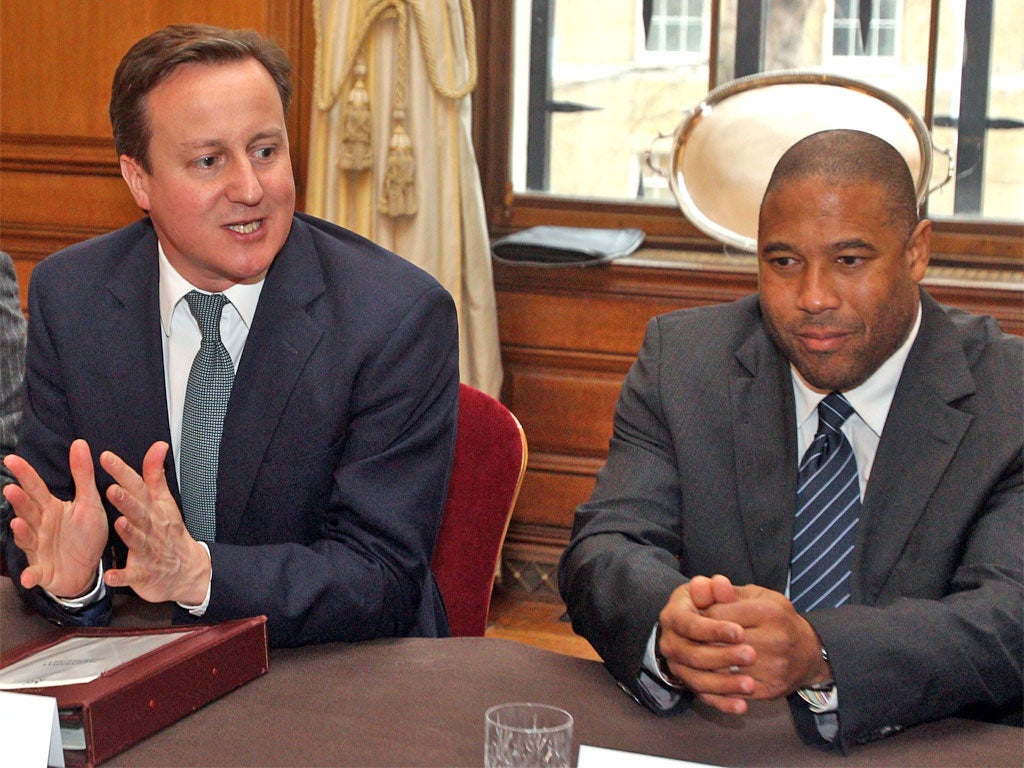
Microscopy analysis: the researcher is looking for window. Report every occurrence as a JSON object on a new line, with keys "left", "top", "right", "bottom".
{"left": 476, "top": 0, "right": 1023, "bottom": 269}
{"left": 646, "top": 0, "right": 705, "bottom": 54}
{"left": 831, "top": 0, "right": 898, "bottom": 57}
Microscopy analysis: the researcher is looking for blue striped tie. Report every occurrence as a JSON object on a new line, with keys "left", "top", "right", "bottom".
{"left": 179, "top": 291, "right": 234, "bottom": 543}
{"left": 790, "top": 392, "right": 860, "bottom": 612}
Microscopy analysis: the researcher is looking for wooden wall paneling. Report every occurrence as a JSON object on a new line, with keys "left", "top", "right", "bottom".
{"left": 924, "top": 280, "right": 1024, "bottom": 337}
{"left": 0, "top": 0, "right": 311, "bottom": 277}
{"left": 503, "top": 365, "right": 626, "bottom": 458}
{"left": 497, "top": 291, "right": 681, "bottom": 356}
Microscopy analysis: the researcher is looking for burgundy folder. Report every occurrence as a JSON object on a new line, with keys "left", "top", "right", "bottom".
{"left": 0, "top": 616, "right": 268, "bottom": 767}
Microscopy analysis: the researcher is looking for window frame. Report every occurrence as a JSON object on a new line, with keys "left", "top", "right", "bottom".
{"left": 827, "top": 0, "right": 901, "bottom": 64}
{"left": 471, "top": 0, "right": 1023, "bottom": 273}
{"left": 639, "top": 0, "right": 709, "bottom": 63}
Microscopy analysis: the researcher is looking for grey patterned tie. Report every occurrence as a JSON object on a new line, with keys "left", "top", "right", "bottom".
{"left": 179, "top": 291, "right": 234, "bottom": 542}
{"left": 790, "top": 392, "right": 861, "bottom": 612}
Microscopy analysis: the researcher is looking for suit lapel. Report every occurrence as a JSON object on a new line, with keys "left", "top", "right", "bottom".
{"left": 102, "top": 225, "right": 176, "bottom": 488}
{"left": 855, "top": 293, "right": 975, "bottom": 602}
{"left": 730, "top": 309, "right": 799, "bottom": 591}
{"left": 215, "top": 220, "right": 326, "bottom": 541}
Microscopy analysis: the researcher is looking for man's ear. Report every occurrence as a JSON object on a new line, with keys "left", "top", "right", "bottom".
{"left": 119, "top": 155, "right": 151, "bottom": 211}
{"left": 905, "top": 218, "right": 931, "bottom": 283}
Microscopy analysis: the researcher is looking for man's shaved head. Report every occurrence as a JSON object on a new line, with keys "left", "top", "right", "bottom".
{"left": 762, "top": 129, "right": 919, "bottom": 240}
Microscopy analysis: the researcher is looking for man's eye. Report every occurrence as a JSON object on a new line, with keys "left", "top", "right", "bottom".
{"left": 837, "top": 256, "right": 862, "bottom": 266}
{"left": 254, "top": 147, "right": 275, "bottom": 160}
{"left": 195, "top": 156, "right": 217, "bottom": 169}
{"left": 773, "top": 256, "right": 796, "bottom": 267}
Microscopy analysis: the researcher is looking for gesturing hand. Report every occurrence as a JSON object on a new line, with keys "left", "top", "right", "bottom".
{"left": 3, "top": 439, "right": 109, "bottom": 598}
{"left": 101, "top": 441, "right": 211, "bottom": 606}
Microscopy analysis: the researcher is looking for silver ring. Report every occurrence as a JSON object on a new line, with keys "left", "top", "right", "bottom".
{"left": 728, "top": 665, "right": 741, "bottom": 674}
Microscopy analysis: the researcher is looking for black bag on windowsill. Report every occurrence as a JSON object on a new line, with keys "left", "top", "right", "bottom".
{"left": 491, "top": 225, "right": 645, "bottom": 267}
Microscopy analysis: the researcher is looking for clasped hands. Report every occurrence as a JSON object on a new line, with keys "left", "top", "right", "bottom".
{"left": 3, "top": 439, "right": 211, "bottom": 606}
{"left": 657, "top": 574, "right": 833, "bottom": 714}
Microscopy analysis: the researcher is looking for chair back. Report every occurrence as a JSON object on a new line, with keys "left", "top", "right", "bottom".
{"left": 431, "top": 384, "right": 527, "bottom": 637}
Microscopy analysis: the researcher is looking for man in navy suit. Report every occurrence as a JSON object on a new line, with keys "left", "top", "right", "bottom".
{"left": 559, "top": 130, "right": 1021, "bottom": 749}
{"left": 2, "top": 24, "right": 458, "bottom": 647}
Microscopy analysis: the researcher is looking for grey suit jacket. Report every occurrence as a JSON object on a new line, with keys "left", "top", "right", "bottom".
{"left": 0, "top": 251, "right": 26, "bottom": 519}
{"left": 3, "top": 215, "right": 459, "bottom": 646}
{"left": 559, "top": 291, "right": 1022, "bottom": 750}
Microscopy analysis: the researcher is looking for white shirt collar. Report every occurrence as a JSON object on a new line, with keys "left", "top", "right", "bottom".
{"left": 792, "top": 301, "right": 923, "bottom": 437}
{"left": 157, "top": 243, "right": 263, "bottom": 335}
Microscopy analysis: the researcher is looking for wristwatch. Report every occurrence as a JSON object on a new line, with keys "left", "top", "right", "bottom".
{"left": 654, "top": 626, "right": 686, "bottom": 689}
{"left": 809, "top": 643, "right": 835, "bottom": 689}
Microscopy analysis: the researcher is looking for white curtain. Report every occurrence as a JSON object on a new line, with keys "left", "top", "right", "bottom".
{"left": 307, "top": 0, "right": 503, "bottom": 398}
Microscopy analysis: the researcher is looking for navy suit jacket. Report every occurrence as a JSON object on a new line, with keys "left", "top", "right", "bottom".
{"left": 3, "top": 214, "right": 459, "bottom": 646}
{"left": 559, "top": 291, "right": 1022, "bottom": 749}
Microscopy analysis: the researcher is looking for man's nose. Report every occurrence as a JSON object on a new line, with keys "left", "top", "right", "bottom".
{"left": 227, "top": 160, "right": 264, "bottom": 205}
{"left": 797, "top": 264, "right": 841, "bottom": 313}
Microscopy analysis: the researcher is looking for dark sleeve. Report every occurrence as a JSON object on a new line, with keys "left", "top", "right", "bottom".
{"left": 194, "top": 283, "right": 459, "bottom": 646}
{"left": 558, "top": 317, "right": 691, "bottom": 706}
{"left": 806, "top": 450, "right": 1023, "bottom": 749}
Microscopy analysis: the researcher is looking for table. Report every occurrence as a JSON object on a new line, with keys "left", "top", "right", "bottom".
{"left": 2, "top": 583, "right": 1021, "bottom": 767}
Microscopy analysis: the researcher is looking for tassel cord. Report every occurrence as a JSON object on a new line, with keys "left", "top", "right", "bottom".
{"left": 313, "top": 0, "right": 478, "bottom": 113}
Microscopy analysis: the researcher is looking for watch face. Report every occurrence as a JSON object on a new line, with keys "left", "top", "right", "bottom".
{"left": 663, "top": 71, "right": 937, "bottom": 254}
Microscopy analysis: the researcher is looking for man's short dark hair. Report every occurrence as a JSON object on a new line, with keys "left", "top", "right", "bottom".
{"left": 762, "top": 129, "right": 920, "bottom": 239}
{"left": 110, "top": 24, "right": 293, "bottom": 171}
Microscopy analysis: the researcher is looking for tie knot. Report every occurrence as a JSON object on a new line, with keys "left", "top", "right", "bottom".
{"left": 817, "top": 392, "right": 855, "bottom": 435}
{"left": 185, "top": 291, "right": 229, "bottom": 339}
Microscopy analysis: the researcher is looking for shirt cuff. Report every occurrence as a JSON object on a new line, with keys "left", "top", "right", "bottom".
{"left": 643, "top": 623, "right": 673, "bottom": 683}
{"left": 638, "top": 668, "right": 683, "bottom": 710}
{"left": 636, "top": 622, "right": 684, "bottom": 709}
{"left": 175, "top": 541, "right": 212, "bottom": 616}
{"left": 799, "top": 685, "right": 840, "bottom": 741}
{"left": 797, "top": 685, "right": 839, "bottom": 714}
{"left": 45, "top": 561, "right": 106, "bottom": 609}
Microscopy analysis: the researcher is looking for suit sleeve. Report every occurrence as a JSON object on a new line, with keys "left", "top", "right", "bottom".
{"left": 558, "top": 317, "right": 691, "bottom": 710}
{"left": 194, "top": 282, "right": 459, "bottom": 647}
{"left": 797, "top": 443, "right": 1023, "bottom": 749}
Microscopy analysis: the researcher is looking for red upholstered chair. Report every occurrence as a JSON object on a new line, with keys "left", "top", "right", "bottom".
{"left": 431, "top": 383, "right": 528, "bottom": 637}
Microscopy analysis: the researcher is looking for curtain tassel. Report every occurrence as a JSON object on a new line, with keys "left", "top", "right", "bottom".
{"left": 379, "top": 110, "right": 417, "bottom": 216}
{"left": 339, "top": 61, "right": 373, "bottom": 171}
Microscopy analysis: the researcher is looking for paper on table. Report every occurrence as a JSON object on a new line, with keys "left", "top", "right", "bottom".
{"left": 0, "top": 690, "right": 65, "bottom": 767}
{"left": 577, "top": 744, "right": 727, "bottom": 768}
{"left": 0, "top": 632, "right": 191, "bottom": 689}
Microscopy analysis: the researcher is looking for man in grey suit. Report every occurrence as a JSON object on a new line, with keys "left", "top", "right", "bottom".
{"left": 559, "top": 129, "right": 1022, "bottom": 750}
{"left": 0, "top": 251, "right": 26, "bottom": 519}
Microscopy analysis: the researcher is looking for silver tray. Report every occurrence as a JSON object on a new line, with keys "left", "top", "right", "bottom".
{"left": 647, "top": 70, "right": 950, "bottom": 253}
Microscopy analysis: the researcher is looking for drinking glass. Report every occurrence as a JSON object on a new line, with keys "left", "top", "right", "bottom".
{"left": 484, "top": 702, "right": 574, "bottom": 768}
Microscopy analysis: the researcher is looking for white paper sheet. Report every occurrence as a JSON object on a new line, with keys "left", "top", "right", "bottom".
{"left": 0, "top": 632, "right": 190, "bottom": 689}
{"left": 0, "top": 690, "right": 65, "bottom": 767}
{"left": 577, "top": 744, "right": 727, "bottom": 768}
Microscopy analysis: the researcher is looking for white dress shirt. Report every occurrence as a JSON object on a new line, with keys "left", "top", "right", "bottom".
{"left": 158, "top": 245, "right": 262, "bottom": 474}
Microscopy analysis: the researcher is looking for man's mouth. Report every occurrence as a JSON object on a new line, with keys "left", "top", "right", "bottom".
{"left": 795, "top": 329, "right": 850, "bottom": 353}
{"left": 226, "top": 219, "right": 263, "bottom": 235}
